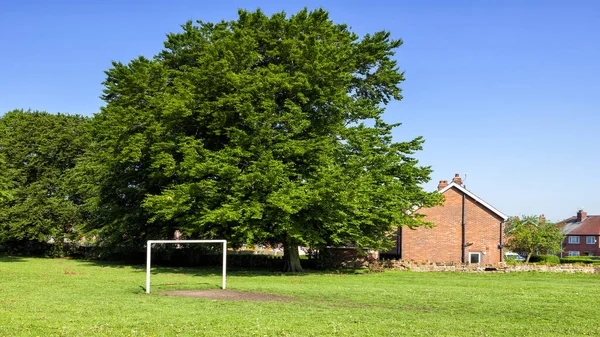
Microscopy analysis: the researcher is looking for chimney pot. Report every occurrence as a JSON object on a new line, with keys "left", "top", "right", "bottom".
{"left": 577, "top": 210, "right": 587, "bottom": 222}
{"left": 451, "top": 173, "right": 462, "bottom": 186}
{"left": 437, "top": 180, "right": 449, "bottom": 191}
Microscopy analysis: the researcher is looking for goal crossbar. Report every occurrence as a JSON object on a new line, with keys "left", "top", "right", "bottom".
{"left": 146, "top": 239, "right": 227, "bottom": 294}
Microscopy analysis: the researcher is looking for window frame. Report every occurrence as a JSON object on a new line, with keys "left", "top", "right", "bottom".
{"left": 568, "top": 236, "right": 580, "bottom": 244}
{"left": 586, "top": 236, "right": 597, "bottom": 245}
{"left": 568, "top": 251, "right": 580, "bottom": 257}
{"left": 468, "top": 252, "right": 482, "bottom": 264}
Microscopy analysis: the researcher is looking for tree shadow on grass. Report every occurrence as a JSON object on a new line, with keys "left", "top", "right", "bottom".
{"left": 78, "top": 258, "right": 331, "bottom": 278}
{"left": 0, "top": 255, "right": 27, "bottom": 263}
{"left": 139, "top": 282, "right": 216, "bottom": 294}
{"left": 150, "top": 266, "right": 330, "bottom": 278}
{"left": 79, "top": 259, "right": 267, "bottom": 276}
{"left": 2, "top": 255, "right": 355, "bottom": 278}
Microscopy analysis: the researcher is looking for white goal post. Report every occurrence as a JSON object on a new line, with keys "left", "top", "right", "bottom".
{"left": 146, "top": 239, "right": 227, "bottom": 294}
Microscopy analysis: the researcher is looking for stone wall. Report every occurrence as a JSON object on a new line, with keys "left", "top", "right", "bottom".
{"left": 381, "top": 260, "right": 599, "bottom": 273}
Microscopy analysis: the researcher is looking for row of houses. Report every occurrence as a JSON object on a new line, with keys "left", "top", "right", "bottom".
{"left": 384, "top": 174, "right": 599, "bottom": 263}
{"left": 561, "top": 210, "right": 600, "bottom": 257}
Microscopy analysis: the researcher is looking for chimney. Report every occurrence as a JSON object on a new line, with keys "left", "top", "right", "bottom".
{"left": 577, "top": 210, "right": 587, "bottom": 222}
{"left": 451, "top": 173, "right": 462, "bottom": 186}
{"left": 437, "top": 180, "right": 449, "bottom": 191}
{"left": 539, "top": 214, "right": 546, "bottom": 223}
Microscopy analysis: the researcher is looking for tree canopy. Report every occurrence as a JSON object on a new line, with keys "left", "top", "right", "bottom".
{"left": 0, "top": 110, "right": 90, "bottom": 255}
{"left": 0, "top": 9, "right": 442, "bottom": 270}
{"left": 0, "top": 153, "right": 14, "bottom": 203}
{"left": 79, "top": 8, "right": 442, "bottom": 271}
{"left": 505, "top": 215, "right": 564, "bottom": 263}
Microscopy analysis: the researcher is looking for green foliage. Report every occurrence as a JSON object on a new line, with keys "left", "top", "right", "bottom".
{"left": 0, "top": 153, "right": 15, "bottom": 203}
{"left": 504, "top": 259, "right": 520, "bottom": 265}
{"left": 83, "top": 8, "right": 442, "bottom": 269}
{"left": 560, "top": 257, "right": 600, "bottom": 265}
{"left": 2, "top": 257, "right": 600, "bottom": 336}
{"left": 0, "top": 110, "right": 91, "bottom": 255}
{"left": 529, "top": 254, "right": 560, "bottom": 264}
{"left": 505, "top": 215, "right": 564, "bottom": 263}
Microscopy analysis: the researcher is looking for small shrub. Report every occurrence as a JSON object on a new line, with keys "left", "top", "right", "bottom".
{"left": 316, "top": 248, "right": 370, "bottom": 270}
{"left": 504, "top": 259, "right": 522, "bottom": 265}
{"left": 529, "top": 254, "right": 560, "bottom": 264}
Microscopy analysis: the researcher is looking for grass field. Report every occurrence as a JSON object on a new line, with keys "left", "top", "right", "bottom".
{"left": 1, "top": 257, "right": 599, "bottom": 336}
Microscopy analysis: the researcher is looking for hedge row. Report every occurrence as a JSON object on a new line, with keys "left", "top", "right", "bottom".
{"left": 559, "top": 256, "right": 600, "bottom": 265}
{"left": 529, "top": 254, "right": 561, "bottom": 264}
{"left": 513, "top": 255, "right": 600, "bottom": 265}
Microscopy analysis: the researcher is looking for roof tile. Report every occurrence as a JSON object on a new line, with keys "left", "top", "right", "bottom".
{"left": 560, "top": 215, "right": 600, "bottom": 235}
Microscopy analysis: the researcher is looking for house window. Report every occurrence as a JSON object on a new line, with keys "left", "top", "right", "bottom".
{"left": 469, "top": 252, "right": 482, "bottom": 264}
{"left": 568, "top": 251, "right": 580, "bottom": 256}
{"left": 568, "top": 236, "right": 580, "bottom": 244}
{"left": 586, "top": 236, "right": 597, "bottom": 245}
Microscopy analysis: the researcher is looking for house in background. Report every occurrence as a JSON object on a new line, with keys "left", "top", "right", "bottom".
{"left": 385, "top": 174, "right": 509, "bottom": 264}
{"left": 559, "top": 210, "right": 600, "bottom": 257}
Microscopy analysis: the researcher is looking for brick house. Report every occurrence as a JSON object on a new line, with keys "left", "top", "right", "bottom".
{"left": 559, "top": 210, "right": 600, "bottom": 257}
{"left": 386, "top": 174, "right": 508, "bottom": 264}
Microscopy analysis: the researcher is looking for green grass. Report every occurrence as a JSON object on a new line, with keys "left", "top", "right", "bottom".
{"left": 1, "top": 257, "right": 599, "bottom": 336}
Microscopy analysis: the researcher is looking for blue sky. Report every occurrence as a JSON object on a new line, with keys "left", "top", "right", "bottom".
{"left": 1, "top": 0, "right": 598, "bottom": 221}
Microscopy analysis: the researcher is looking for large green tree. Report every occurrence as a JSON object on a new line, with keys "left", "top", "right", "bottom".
{"left": 0, "top": 110, "right": 90, "bottom": 255}
{"left": 0, "top": 153, "right": 15, "bottom": 203}
{"left": 84, "top": 8, "right": 441, "bottom": 271}
{"left": 505, "top": 215, "right": 564, "bottom": 263}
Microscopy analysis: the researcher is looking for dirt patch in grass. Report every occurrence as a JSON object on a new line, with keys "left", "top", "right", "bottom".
{"left": 161, "top": 289, "right": 296, "bottom": 302}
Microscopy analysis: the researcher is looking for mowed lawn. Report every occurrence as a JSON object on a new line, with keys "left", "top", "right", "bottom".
{"left": 1, "top": 257, "right": 599, "bottom": 336}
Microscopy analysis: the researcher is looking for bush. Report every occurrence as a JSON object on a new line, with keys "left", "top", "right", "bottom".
{"left": 317, "top": 248, "right": 370, "bottom": 270}
{"left": 0, "top": 239, "right": 54, "bottom": 257}
{"left": 529, "top": 254, "right": 560, "bottom": 264}
{"left": 504, "top": 258, "right": 522, "bottom": 265}
{"left": 560, "top": 257, "right": 600, "bottom": 265}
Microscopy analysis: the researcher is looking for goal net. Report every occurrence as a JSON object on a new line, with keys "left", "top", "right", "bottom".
{"left": 145, "top": 239, "right": 227, "bottom": 293}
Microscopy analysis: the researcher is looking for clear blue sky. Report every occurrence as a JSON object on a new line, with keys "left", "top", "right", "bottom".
{"left": 1, "top": 0, "right": 598, "bottom": 221}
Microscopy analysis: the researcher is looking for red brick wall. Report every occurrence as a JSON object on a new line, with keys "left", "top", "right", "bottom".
{"left": 401, "top": 187, "right": 504, "bottom": 264}
{"left": 563, "top": 235, "right": 600, "bottom": 256}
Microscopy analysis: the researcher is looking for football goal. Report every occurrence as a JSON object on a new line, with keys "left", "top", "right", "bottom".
{"left": 145, "top": 239, "right": 227, "bottom": 294}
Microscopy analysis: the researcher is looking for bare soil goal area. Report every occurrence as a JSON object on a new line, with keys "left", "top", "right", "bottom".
{"left": 161, "top": 290, "right": 295, "bottom": 302}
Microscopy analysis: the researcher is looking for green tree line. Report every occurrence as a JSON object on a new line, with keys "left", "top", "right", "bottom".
{"left": 0, "top": 9, "right": 442, "bottom": 270}
{"left": 0, "top": 110, "right": 90, "bottom": 255}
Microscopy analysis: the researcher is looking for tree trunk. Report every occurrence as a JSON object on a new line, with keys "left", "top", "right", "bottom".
{"left": 526, "top": 252, "right": 533, "bottom": 263}
{"left": 282, "top": 242, "right": 303, "bottom": 273}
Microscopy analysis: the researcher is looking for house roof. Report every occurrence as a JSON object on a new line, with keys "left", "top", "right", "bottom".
{"left": 560, "top": 215, "right": 600, "bottom": 235}
{"left": 438, "top": 182, "right": 509, "bottom": 221}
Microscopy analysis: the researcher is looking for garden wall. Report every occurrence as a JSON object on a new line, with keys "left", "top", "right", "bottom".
{"left": 381, "top": 260, "right": 600, "bottom": 273}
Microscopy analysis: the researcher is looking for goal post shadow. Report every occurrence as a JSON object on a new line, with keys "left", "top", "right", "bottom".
{"left": 145, "top": 240, "right": 227, "bottom": 294}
